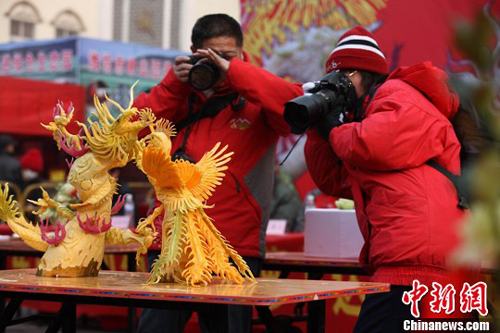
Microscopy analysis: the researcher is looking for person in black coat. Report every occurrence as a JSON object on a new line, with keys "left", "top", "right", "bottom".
{"left": 0, "top": 134, "right": 23, "bottom": 193}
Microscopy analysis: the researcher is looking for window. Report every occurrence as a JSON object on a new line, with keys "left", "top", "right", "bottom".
{"left": 11, "top": 19, "right": 34, "bottom": 38}
{"left": 6, "top": 1, "right": 41, "bottom": 41}
{"left": 52, "top": 10, "right": 84, "bottom": 38}
{"left": 56, "top": 28, "right": 78, "bottom": 38}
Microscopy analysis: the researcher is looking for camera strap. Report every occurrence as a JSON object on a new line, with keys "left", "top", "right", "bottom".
{"left": 174, "top": 92, "right": 246, "bottom": 155}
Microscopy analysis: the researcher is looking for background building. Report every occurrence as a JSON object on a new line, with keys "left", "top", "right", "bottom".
{"left": 0, "top": 0, "right": 240, "bottom": 51}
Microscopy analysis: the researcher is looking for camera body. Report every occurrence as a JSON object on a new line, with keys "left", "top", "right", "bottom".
{"left": 284, "top": 71, "right": 357, "bottom": 135}
{"left": 188, "top": 52, "right": 226, "bottom": 91}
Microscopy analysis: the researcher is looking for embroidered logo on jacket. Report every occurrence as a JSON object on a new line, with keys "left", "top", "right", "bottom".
{"left": 230, "top": 118, "right": 251, "bottom": 130}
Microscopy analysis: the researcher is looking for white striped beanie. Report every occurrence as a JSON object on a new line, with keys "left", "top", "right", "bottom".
{"left": 325, "top": 26, "right": 388, "bottom": 75}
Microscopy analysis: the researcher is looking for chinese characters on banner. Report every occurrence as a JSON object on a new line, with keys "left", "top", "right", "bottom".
{"left": 402, "top": 280, "right": 488, "bottom": 318}
{"left": 1, "top": 49, "right": 74, "bottom": 75}
{"left": 1, "top": 49, "right": 172, "bottom": 80}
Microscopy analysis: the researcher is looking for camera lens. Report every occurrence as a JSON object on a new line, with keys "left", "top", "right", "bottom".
{"left": 189, "top": 62, "right": 219, "bottom": 91}
{"left": 284, "top": 89, "right": 339, "bottom": 135}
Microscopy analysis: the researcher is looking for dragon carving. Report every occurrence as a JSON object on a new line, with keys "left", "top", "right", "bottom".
{"left": 0, "top": 84, "right": 254, "bottom": 286}
{"left": 0, "top": 85, "right": 155, "bottom": 277}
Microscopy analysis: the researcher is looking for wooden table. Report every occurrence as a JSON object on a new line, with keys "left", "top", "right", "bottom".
{"left": 0, "top": 238, "right": 141, "bottom": 332}
{"left": 264, "top": 251, "right": 497, "bottom": 278}
{"left": 0, "top": 269, "right": 389, "bottom": 333}
{"left": 264, "top": 251, "right": 368, "bottom": 280}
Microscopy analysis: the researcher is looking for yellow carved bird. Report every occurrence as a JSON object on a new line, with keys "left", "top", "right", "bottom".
{"left": 138, "top": 128, "right": 254, "bottom": 286}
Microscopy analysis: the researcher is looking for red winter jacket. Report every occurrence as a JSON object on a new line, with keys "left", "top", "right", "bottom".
{"left": 134, "top": 55, "right": 303, "bottom": 258}
{"left": 305, "top": 62, "right": 466, "bottom": 286}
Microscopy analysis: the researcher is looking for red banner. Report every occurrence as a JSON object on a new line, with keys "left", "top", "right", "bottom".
{"left": 0, "top": 77, "right": 85, "bottom": 136}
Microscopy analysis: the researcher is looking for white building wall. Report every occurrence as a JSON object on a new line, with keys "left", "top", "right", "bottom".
{"left": 0, "top": 0, "right": 241, "bottom": 50}
{"left": 0, "top": 0, "right": 114, "bottom": 43}
{"left": 177, "top": 0, "right": 241, "bottom": 52}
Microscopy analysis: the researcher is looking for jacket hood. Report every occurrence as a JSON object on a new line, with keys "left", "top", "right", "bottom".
{"left": 387, "top": 61, "right": 459, "bottom": 119}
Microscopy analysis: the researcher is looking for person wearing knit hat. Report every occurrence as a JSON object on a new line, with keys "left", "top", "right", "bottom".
{"left": 304, "top": 26, "right": 469, "bottom": 331}
{"left": 20, "top": 148, "right": 44, "bottom": 174}
{"left": 311, "top": 26, "right": 390, "bottom": 140}
{"left": 20, "top": 148, "right": 44, "bottom": 188}
{"left": 325, "top": 26, "right": 388, "bottom": 75}
{"left": 20, "top": 148, "right": 46, "bottom": 221}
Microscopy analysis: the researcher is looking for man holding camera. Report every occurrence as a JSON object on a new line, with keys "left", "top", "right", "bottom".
{"left": 298, "top": 26, "right": 467, "bottom": 331}
{"left": 134, "top": 13, "right": 302, "bottom": 332}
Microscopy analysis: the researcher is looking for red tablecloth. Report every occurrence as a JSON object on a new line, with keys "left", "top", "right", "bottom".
{"left": 0, "top": 224, "right": 13, "bottom": 235}
{"left": 266, "top": 232, "right": 304, "bottom": 252}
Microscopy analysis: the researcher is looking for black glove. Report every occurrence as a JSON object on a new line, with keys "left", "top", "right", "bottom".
{"left": 315, "top": 104, "right": 346, "bottom": 140}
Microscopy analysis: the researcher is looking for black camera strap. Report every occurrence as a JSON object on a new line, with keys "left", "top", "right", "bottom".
{"left": 174, "top": 92, "right": 246, "bottom": 158}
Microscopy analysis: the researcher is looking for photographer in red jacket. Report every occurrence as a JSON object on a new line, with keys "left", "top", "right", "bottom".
{"left": 134, "top": 13, "right": 303, "bottom": 333}
{"left": 293, "top": 26, "right": 468, "bottom": 332}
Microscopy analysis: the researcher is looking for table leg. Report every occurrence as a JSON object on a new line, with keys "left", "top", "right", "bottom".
{"left": 0, "top": 298, "right": 23, "bottom": 332}
{"left": 292, "top": 271, "right": 325, "bottom": 317}
{"left": 307, "top": 300, "right": 325, "bottom": 333}
{"left": 127, "top": 308, "right": 136, "bottom": 333}
{"left": 46, "top": 301, "right": 77, "bottom": 333}
{"left": 127, "top": 253, "right": 136, "bottom": 272}
{"left": 278, "top": 270, "right": 290, "bottom": 279}
{"left": 255, "top": 306, "right": 282, "bottom": 333}
{"left": 204, "top": 304, "right": 229, "bottom": 333}
{"left": 127, "top": 253, "right": 137, "bottom": 333}
{"left": 307, "top": 272, "right": 324, "bottom": 280}
{"left": 0, "top": 253, "right": 5, "bottom": 316}
{"left": 62, "top": 302, "right": 76, "bottom": 333}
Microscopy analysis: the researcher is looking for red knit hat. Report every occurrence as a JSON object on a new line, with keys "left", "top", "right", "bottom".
{"left": 20, "top": 148, "right": 44, "bottom": 173}
{"left": 325, "top": 26, "right": 388, "bottom": 74}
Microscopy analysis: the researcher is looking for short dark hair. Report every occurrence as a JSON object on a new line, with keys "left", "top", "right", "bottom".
{"left": 0, "top": 134, "right": 15, "bottom": 152}
{"left": 191, "top": 14, "right": 243, "bottom": 49}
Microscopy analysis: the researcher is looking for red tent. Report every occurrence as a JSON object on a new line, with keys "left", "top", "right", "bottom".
{"left": 0, "top": 77, "right": 85, "bottom": 136}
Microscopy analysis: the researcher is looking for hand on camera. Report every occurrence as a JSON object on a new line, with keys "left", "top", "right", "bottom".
{"left": 173, "top": 55, "right": 193, "bottom": 83}
{"left": 315, "top": 104, "right": 346, "bottom": 141}
{"left": 302, "top": 81, "right": 319, "bottom": 94}
{"left": 194, "top": 49, "right": 230, "bottom": 74}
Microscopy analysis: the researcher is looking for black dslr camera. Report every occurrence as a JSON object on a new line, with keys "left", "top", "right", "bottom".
{"left": 188, "top": 52, "right": 226, "bottom": 91}
{"left": 284, "top": 71, "right": 357, "bottom": 135}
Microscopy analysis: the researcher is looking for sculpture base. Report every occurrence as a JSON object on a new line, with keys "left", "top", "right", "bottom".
{"left": 36, "top": 259, "right": 100, "bottom": 277}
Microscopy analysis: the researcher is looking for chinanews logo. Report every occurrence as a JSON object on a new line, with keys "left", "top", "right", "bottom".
{"left": 230, "top": 118, "right": 251, "bottom": 130}
{"left": 401, "top": 280, "right": 491, "bottom": 332}
{"left": 402, "top": 279, "right": 488, "bottom": 318}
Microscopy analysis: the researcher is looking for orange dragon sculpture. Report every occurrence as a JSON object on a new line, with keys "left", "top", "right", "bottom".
{"left": 136, "top": 124, "right": 255, "bottom": 286}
